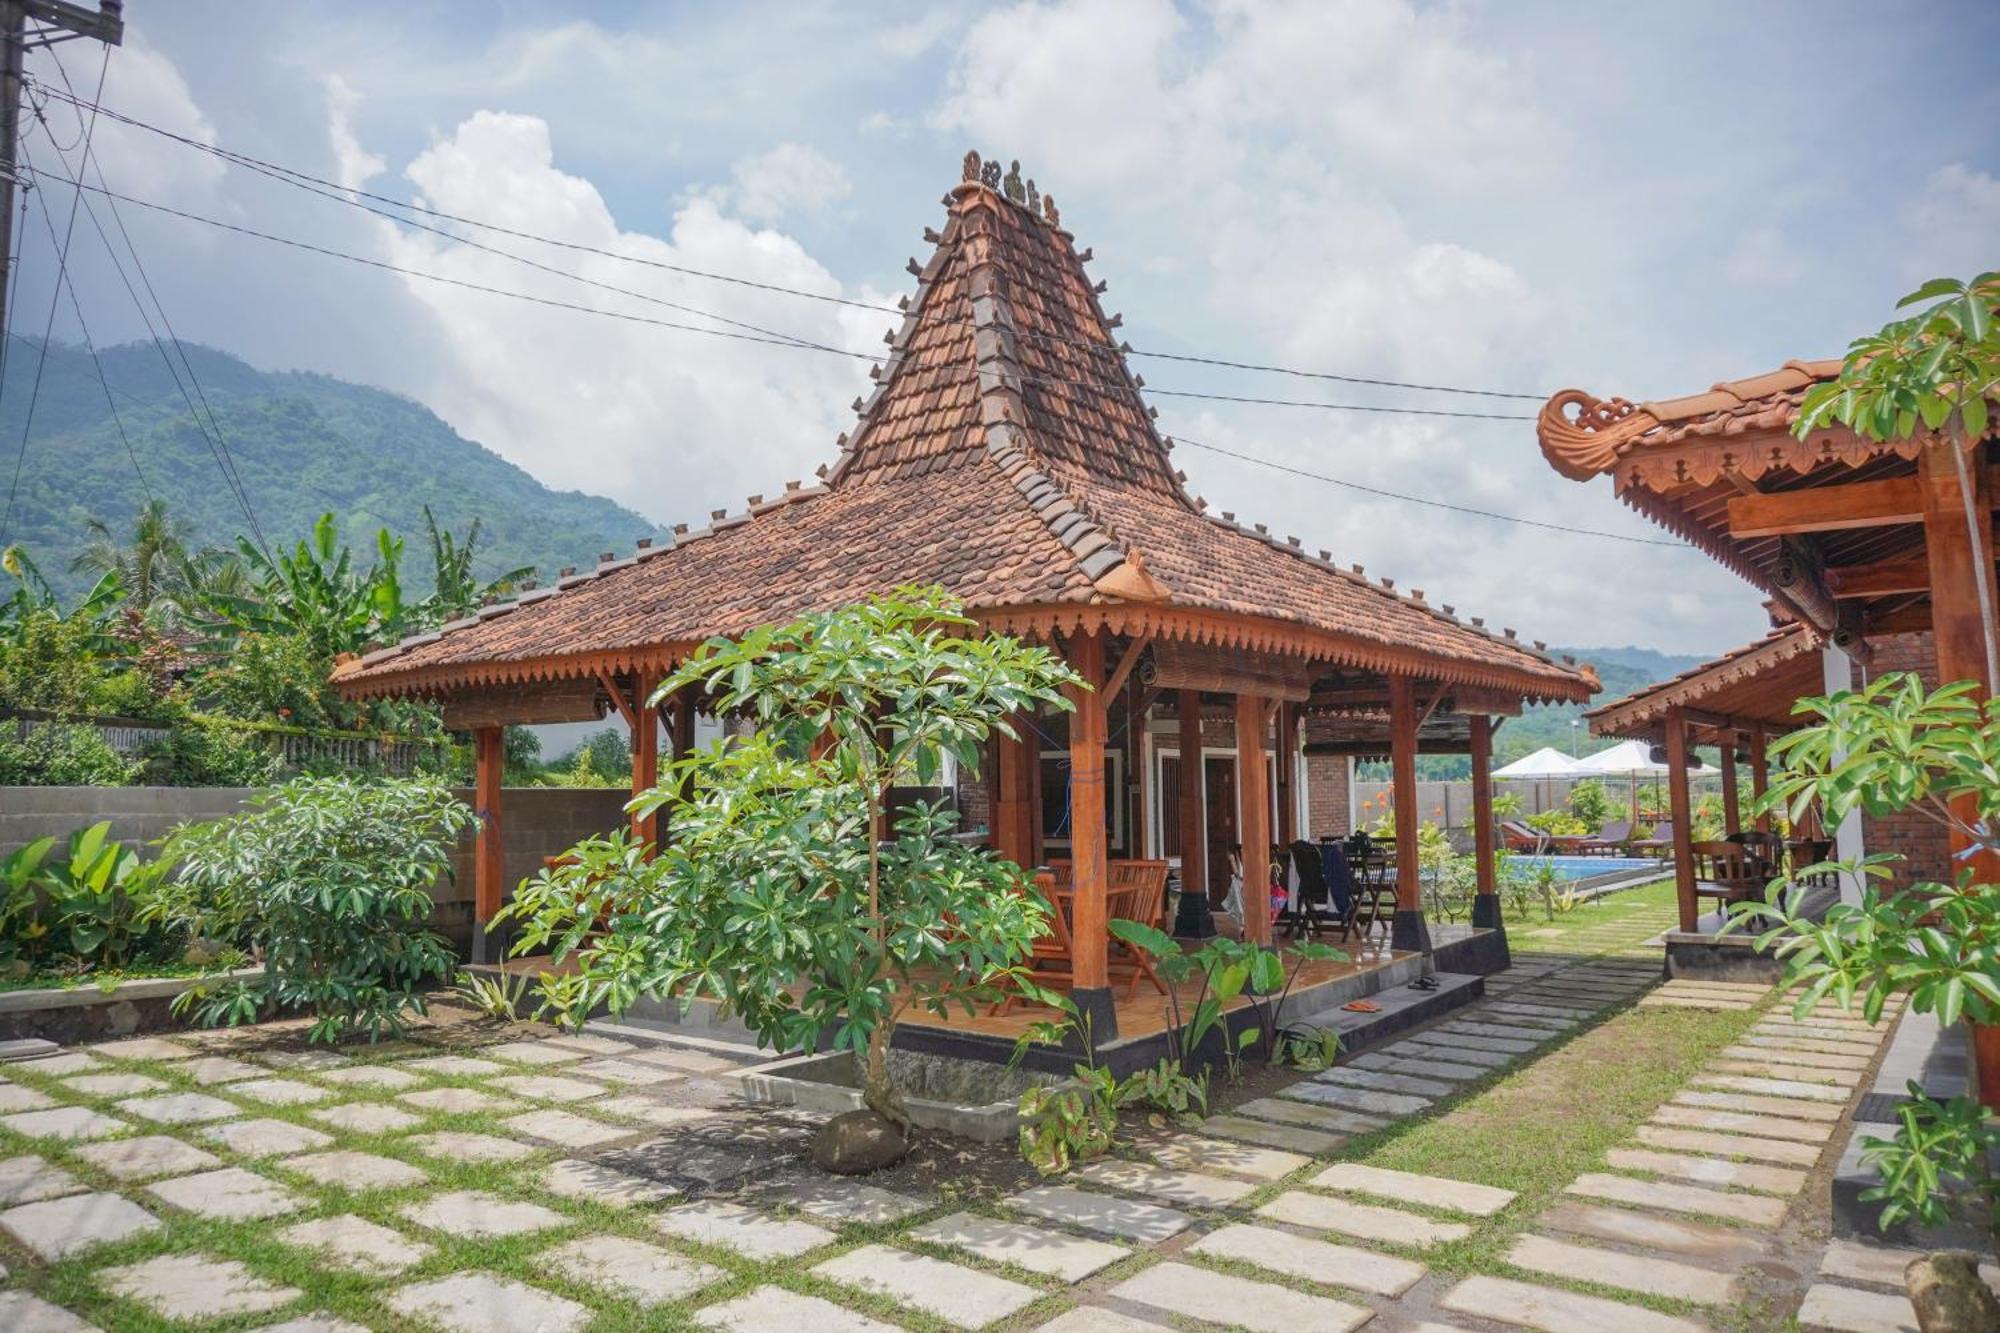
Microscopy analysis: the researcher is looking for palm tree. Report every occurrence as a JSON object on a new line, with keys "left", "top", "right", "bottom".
{"left": 69, "top": 499, "right": 193, "bottom": 616}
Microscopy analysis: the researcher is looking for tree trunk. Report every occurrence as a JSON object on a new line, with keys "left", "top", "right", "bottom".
{"left": 858, "top": 1020, "right": 910, "bottom": 1129}
{"left": 1906, "top": 1251, "right": 2000, "bottom": 1331}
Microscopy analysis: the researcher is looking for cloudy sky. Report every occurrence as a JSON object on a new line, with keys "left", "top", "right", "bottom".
{"left": 13, "top": 0, "right": 1998, "bottom": 655}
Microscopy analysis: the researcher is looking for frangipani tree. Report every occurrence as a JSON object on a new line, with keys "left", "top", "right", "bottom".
{"left": 503, "top": 587, "right": 1080, "bottom": 1130}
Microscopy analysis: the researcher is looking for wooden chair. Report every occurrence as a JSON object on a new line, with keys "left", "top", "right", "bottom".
{"left": 1575, "top": 820, "right": 1633, "bottom": 856}
{"left": 1690, "top": 840, "right": 1764, "bottom": 912}
{"left": 1349, "top": 851, "right": 1397, "bottom": 942}
{"left": 1630, "top": 820, "right": 1677, "bottom": 858}
{"left": 1104, "top": 860, "right": 1170, "bottom": 997}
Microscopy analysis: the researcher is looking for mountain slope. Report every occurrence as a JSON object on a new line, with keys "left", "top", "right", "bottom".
{"left": 0, "top": 340, "right": 668, "bottom": 604}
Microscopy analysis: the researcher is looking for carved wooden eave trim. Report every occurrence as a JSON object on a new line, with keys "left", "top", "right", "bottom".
{"left": 1586, "top": 626, "right": 1820, "bottom": 739}
{"left": 334, "top": 643, "right": 699, "bottom": 702}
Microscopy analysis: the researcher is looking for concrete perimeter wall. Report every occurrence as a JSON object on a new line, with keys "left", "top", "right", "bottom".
{"left": 0, "top": 785, "right": 629, "bottom": 954}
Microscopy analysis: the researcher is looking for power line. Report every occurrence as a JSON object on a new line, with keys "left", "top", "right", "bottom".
{"left": 23, "top": 166, "right": 1539, "bottom": 423}
{"left": 1167, "top": 433, "right": 1690, "bottom": 548}
{"left": 29, "top": 80, "right": 1546, "bottom": 403}
{"left": 0, "top": 43, "right": 104, "bottom": 546}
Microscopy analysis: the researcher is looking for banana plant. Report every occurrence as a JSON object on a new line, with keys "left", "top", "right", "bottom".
{"left": 40, "top": 822, "right": 158, "bottom": 967}
{"left": 0, "top": 836, "right": 55, "bottom": 967}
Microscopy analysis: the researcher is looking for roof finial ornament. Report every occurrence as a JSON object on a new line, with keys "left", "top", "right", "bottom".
{"left": 980, "top": 156, "right": 1001, "bottom": 190}
{"left": 962, "top": 149, "right": 981, "bottom": 183}
{"left": 1043, "top": 193, "right": 1060, "bottom": 227}
{"left": 1025, "top": 178, "right": 1040, "bottom": 214}
{"left": 1003, "top": 159, "right": 1025, "bottom": 203}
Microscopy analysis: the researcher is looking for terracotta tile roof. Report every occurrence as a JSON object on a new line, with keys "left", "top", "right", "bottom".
{"left": 1586, "top": 623, "right": 1823, "bottom": 740}
{"left": 337, "top": 153, "right": 1590, "bottom": 703}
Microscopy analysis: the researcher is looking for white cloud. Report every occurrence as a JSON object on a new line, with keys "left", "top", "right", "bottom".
{"left": 348, "top": 107, "right": 879, "bottom": 527}
{"left": 28, "top": 32, "right": 224, "bottom": 202}
{"left": 1900, "top": 164, "right": 2000, "bottom": 282}
{"left": 717, "top": 144, "right": 853, "bottom": 226}
{"left": 1723, "top": 226, "right": 1805, "bottom": 288}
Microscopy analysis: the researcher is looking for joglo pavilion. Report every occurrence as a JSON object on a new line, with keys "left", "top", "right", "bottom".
{"left": 1538, "top": 356, "right": 1995, "bottom": 961}
{"left": 334, "top": 153, "right": 1596, "bottom": 1050}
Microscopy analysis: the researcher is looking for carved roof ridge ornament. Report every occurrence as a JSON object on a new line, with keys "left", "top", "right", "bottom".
{"left": 1004, "top": 159, "right": 1026, "bottom": 203}
{"left": 1536, "top": 388, "right": 1659, "bottom": 482}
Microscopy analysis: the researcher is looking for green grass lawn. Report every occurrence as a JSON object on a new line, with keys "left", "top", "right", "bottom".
{"left": 1507, "top": 876, "right": 1678, "bottom": 957}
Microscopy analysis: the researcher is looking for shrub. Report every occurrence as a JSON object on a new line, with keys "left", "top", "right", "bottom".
{"left": 165, "top": 776, "right": 473, "bottom": 1042}
{"left": 0, "top": 723, "right": 138, "bottom": 786}
{"left": 135, "top": 721, "right": 279, "bottom": 787}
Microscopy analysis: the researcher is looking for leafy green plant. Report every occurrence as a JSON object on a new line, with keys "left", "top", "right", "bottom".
{"left": 451, "top": 967, "right": 537, "bottom": 1022}
{"left": 0, "top": 836, "right": 55, "bottom": 970}
{"left": 501, "top": 588, "right": 1079, "bottom": 1129}
{"left": 1119, "top": 1057, "right": 1209, "bottom": 1125}
{"left": 39, "top": 822, "right": 162, "bottom": 966}
{"left": 1858, "top": 1086, "right": 1999, "bottom": 1234}
{"left": 1274, "top": 1025, "right": 1342, "bottom": 1072}
{"left": 164, "top": 776, "right": 472, "bottom": 1043}
{"left": 1010, "top": 985, "right": 1122, "bottom": 1174}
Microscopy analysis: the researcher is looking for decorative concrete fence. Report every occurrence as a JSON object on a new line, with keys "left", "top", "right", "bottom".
{"left": 0, "top": 785, "right": 629, "bottom": 954}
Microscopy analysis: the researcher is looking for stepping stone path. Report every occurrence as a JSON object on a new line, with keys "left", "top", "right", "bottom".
{"left": 401, "top": 1189, "right": 566, "bottom": 1239}
{"left": 1313, "top": 1161, "right": 1515, "bottom": 1216}
{"left": 232, "top": 1077, "right": 331, "bottom": 1105}
{"left": 911, "top": 1210, "right": 1127, "bottom": 1281}
{"left": 540, "top": 1235, "right": 724, "bottom": 1307}
{"left": 88, "top": 1036, "right": 190, "bottom": 1061}
{"left": 814, "top": 1243, "right": 1041, "bottom": 1327}
{"left": 0, "top": 1154, "right": 83, "bottom": 1203}
{"left": 100, "top": 1253, "right": 300, "bottom": 1320}
{"left": 147, "top": 1165, "right": 306, "bottom": 1220}
{"left": 1074, "top": 1156, "right": 1257, "bottom": 1206}
{"left": 203, "top": 1117, "right": 334, "bottom": 1156}
{"left": 280, "top": 1149, "right": 428, "bottom": 1191}
{"left": 1258, "top": 1188, "right": 1472, "bottom": 1247}
{"left": 280, "top": 1213, "right": 435, "bottom": 1275}
{"left": 117, "top": 1091, "right": 242, "bottom": 1124}
{"left": 317, "top": 1063, "right": 424, "bottom": 1090}
{"left": 311, "top": 1101, "right": 424, "bottom": 1133}
{"left": 654, "top": 1199, "right": 834, "bottom": 1260}
{"left": 693, "top": 1287, "right": 898, "bottom": 1332}
{"left": 1, "top": 1106, "right": 126, "bottom": 1140}
{"left": 60, "top": 1072, "right": 165, "bottom": 1096}
{"left": 1110, "top": 1261, "right": 1373, "bottom": 1333}
{"left": 1006, "top": 1184, "right": 1190, "bottom": 1242}
{"left": 0, "top": 1083, "right": 56, "bottom": 1112}
{"left": 406, "top": 1130, "right": 536, "bottom": 1162}
{"left": 542, "top": 1157, "right": 679, "bottom": 1205}
{"left": 388, "top": 1273, "right": 588, "bottom": 1333}
{"left": 1191, "top": 1222, "right": 1426, "bottom": 1295}
{"left": 72, "top": 1135, "right": 220, "bottom": 1181}
{"left": 770, "top": 1176, "right": 928, "bottom": 1223}
{"left": 1, "top": 1190, "right": 159, "bottom": 1259}
{"left": 502, "top": 1107, "right": 636, "bottom": 1148}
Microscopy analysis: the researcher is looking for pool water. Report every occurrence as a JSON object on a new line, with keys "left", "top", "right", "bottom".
{"left": 1515, "top": 855, "right": 1659, "bottom": 881}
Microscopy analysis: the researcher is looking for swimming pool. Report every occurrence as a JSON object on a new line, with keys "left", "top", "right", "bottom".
{"left": 1513, "top": 855, "right": 1660, "bottom": 882}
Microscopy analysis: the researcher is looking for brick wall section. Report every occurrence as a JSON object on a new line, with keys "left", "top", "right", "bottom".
{"left": 0, "top": 785, "right": 629, "bottom": 952}
{"left": 1305, "top": 753, "right": 1351, "bottom": 837}
{"left": 1858, "top": 632, "right": 1954, "bottom": 890}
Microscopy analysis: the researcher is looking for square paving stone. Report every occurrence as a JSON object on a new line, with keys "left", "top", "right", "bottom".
{"left": 405, "top": 1130, "right": 536, "bottom": 1163}
{"left": 232, "top": 1078, "right": 332, "bottom": 1106}
{"left": 253, "top": 1050, "right": 351, "bottom": 1072}
{"left": 279, "top": 1213, "right": 434, "bottom": 1275}
{"left": 1191, "top": 1222, "right": 1426, "bottom": 1296}
{"left": 1, "top": 1191, "right": 160, "bottom": 1260}
{"left": 594, "top": 1095, "right": 717, "bottom": 1128}
{"left": 1632, "top": 1124, "right": 1822, "bottom": 1167}
{"left": 1312, "top": 1162, "right": 1515, "bottom": 1216}
{"left": 1075, "top": 1157, "right": 1256, "bottom": 1206}
{"left": 399, "top": 1086, "right": 520, "bottom": 1116}
{"left": 87, "top": 1037, "right": 189, "bottom": 1062}
{"left": 1257, "top": 1189, "right": 1470, "bottom": 1247}
{"left": 0, "top": 1290, "right": 100, "bottom": 1333}
{"left": 1316, "top": 1067, "right": 1459, "bottom": 1098}
{"left": 1673, "top": 1090, "right": 1842, "bottom": 1122}
{"left": 653, "top": 1199, "right": 834, "bottom": 1260}
{"left": 1233, "top": 1097, "right": 1388, "bottom": 1135}
{"left": 316, "top": 1064, "right": 424, "bottom": 1091}
{"left": 256, "top": 1319, "right": 370, "bottom": 1333}
{"left": 60, "top": 1072, "right": 166, "bottom": 1097}
{"left": 280, "top": 1149, "right": 428, "bottom": 1191}
{"left": 1279, "top": 1082, "right": 1430, "bottom": 1117}
{"left": 0, "top": 1083, "right": 56, "bottom": 1112}
{"left": 1796, "top": 1282, "right": 1921, "bottom": 1333}
{"left": 540, "top": 1234, "right": 724, "bottom": 1307}
{"left": 117, "top": 1092, "right": 242, "bottom": 1125}
{"left": 100, "top": 1253, "right": 300, "bottom": 1321}
{"left": 1148, "top": 1134, "right": 1307, "bottom": 1182}
{"left": 202, "top": 1117, "right": 335, "bottom": 1157}
{"left": 401, "top": 1189, "right": 567, "bottom": 1239}
{"left": 0, "top": 1154, "right": 85, "bottom": 1205}
{"left": 541, "top": 1034, "right": 633, "bottom": 1056}
{"left": 21, "top": 1052, "right": 99, "bottom": 1076}
{"left": 501, "top": 1108, "right": 636, "bottom": 1149}
{"left": 1396, "top": 1039, "right": 1516, "bottom": 1068}
{"left": 1442, "top": 1274, "right": 1705, "bottom": 1333}
{"left": 626, "top": 1047, "right": 741, "bottom": 1074}
{"left": 1566, "top": 1172, "right": 1787, "bottom": 1225}
{"left": 1005, "top": 1184, "right": 1190, "bottom": 1243}
{"left": 72, "top": 1136, "right": 221, "bottom": 1181}
{"left": 598, "top": 1137, "right": 767, "bottom": 1188}
{"left": 692, "top": 1286, "right": 898, "bottom": 1332}
{"left": 1651, "top": 1104, "right": 1834, "bottom": 1143}
{"left": 148, "top": 1166, "right": 306, "bottom": 1220}
{"left": 568, "top": 1057, "right": 680, "bottom": 1085}
{"left": 311, "top": 1101, "right": 425, "bottom": 1134}
{"left": 388, "top": 1273, "right": 588, "bottom": 1333}
{"left": 1109, "top": 1260, "right": 1372, "bottom": 1333}
{"left": 1508, "top": 1232, "right": 1741, "bottom": 1305}
{"left": 1198, "top": 1113, "right": 1348, "bottom": 1156}
{"left": 2, "top": 1106, "right": 129, "bottom": 1140}
{"left": 766, "top": 1176, "right": 929, "bottom": 1224}
{"left": 815, "top": 1243, "right": 1040, "bottom": 1329}
{"left": 490, "top": 1074, "right": 605, "bottom": 1104}
{"left": 401, "top": 1055, "right": 506, "bottom": 1078}
{"left": 911, "top": 1211, "right": 1126, "bottom": 1282}
{"left": 540, "top": 1158, "right": 679, "bottom": 1206}
{"left": 484, "top": 1039, "right": 588, "bottom": 1066}
{"left": 184, "top": 1056, "right": 263, "bottom": 1085}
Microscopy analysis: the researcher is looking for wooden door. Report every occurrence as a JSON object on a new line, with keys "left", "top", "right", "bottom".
{"left": 1204, "top": 755, "right": 1237, "bottom": 905}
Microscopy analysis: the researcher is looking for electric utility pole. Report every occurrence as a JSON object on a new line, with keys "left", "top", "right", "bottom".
{"left": 0, "top": 0, "right": 123, "bottom": 339}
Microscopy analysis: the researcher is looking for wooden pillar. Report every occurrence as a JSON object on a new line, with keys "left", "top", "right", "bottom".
{"left": 1718, "top": 726, "right": 1741, "bottom": 838}
{"left": 1748, "top": 726, "right": 1771, "bottom": 834}
{"left": 994, "top": 723, "right": 1034, "bottom": 868}
{"left": 630, "top": 671, "right": 659, "bottom": 848}
{"left": 1387, "top": 676, "right": 1430, "bottom": 952}
{"left": 1665, "top": 707, "right": 1698, "bottom": 933}
{"left": 1064, "top": 629, "right": 1113, "bottom": 1035}
{"left": 1919, "top": 440, "right": 1999, "bottom": 878}
{"left": 1236, "top": 692, "right": 1273, "bottom": 947}
{"left": 1469, "top": 715, "right": 1503, "bottom": 932}
{"left": 1176, "top": 690, "right": 1207, "bottom": 904}
{"left": 473, "top": 725, "right": 504, "bottom": 963}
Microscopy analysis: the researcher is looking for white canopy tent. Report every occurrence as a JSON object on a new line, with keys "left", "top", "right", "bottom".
{"left": 1572, "top": 738, "right": 1715, "bottom": 832}
{"left": 1492, "top": 747, "right": 1581, "bottom": 777}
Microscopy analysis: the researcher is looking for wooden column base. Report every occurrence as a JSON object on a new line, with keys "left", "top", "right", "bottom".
{"left": 1390, "top": 909, "right": 1433, "bottom": 955}
{"left": 1069, "top": 987, "right": 1119, "bottom": 1046}
{"left": 1471, "top": 894, "right": 1504, "bottom": 931}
